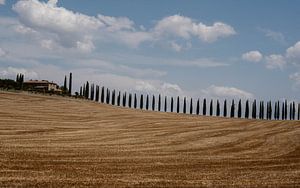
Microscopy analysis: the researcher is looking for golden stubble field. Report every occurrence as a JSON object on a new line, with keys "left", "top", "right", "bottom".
{"left": 0, "top": 91, "right": 299, "bottom": 187}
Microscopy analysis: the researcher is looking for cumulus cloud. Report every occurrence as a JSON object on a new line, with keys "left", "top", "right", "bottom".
{"left": 259, "top": 28, "right": 286, "bottom": 44}
{"left": 0, "top": 66, "right": 38, "bottom": 80}
{"left": 154, "top": 15, "right": 236, "bottom": 42}
{"left": 265, "top": 54, "right": 286, "bottom": 70}
{"left": 202, "top": 85, "right": 254, "bottom": 99}
{"left": 289, "top": 72, "right": 300, "bottom": 88}
{"left": 286, "top": 41, "right": 300, "bottom": 65}
{"left": 135, "top": 81, "right": 183, "bottom": 96}
{"left": 0, "top": 0, "right": 5, "bottom": 5}
{"left": 242, "top": 50, "right": 263, "bottom": 62}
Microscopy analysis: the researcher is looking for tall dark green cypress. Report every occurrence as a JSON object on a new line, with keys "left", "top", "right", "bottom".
{"left": 177, "top": 96, "right": 180, "bottom": 113}
{"left": 80, "top": 86, "right": 83, "bottom": 96}
{"left": 158, "top": 94, "right": 161, "bottom": 111}
{"left": 101, "top": 87, "right": 105, "bottom": 103}
{"left": 106, "top": 89, "right": 110, "bottom": 104}
{"left": 146, "top": 95, "right": 149, "bottom": 110}
{"left": 190, "top": 98, "right": 193, "bottom": 114}
{"left": 63, "top": 75, "right": 67, "bottom": 94}
{"left": 261, "top": 101, "right": 265, "bottom": 119}
{"left": 140, "top": 94, "right": 144, "bottom": 109}
{"left": 183, "top": 97, "right": 186, "bottom": 114}
{"left": 117, "top": 91, "right": 121, "bottom": 106}
{"left": 223, "top": 100, "right": 227, "bottom": 117}
{"left": 209, "top": 99, "right": 213, "bottom": 116}
{"left": 245, "top": 100, "right": 249, "bottom": 119}
{"left": 134, "top": 93, "right": 137, "bottom": 108}
{"left": 83, "top": 84, "right": 86, "bottom": 97}
{"left": 164, "top": 96, "right": 167, "bottom": 112}
{"left": 112, "top": 90, "right": 115, "bottom": 105}
{"left": 293, "top": 102, "right": 296, "bottom": 120}
{"left": 196, "top": 99, "right": 200, "bottom": 115}
{"left": 85, "top": 81, "right": 89, "bottom": 99}
{"left": 123, "top": 92, "right": 127, "bottom": 107}
{"left": 69, "top": 72, "right": 72, "bottom": 95}
{"left": 90, "top": 84, "right": 94, "bottom": 101}
{"left": 152, "top": 95, "right": 155, "bottom": 111}
{"left": 282, "top": 102, "right": 285, "bottom": 120}
{"left": 298, "top": 103, "right": 300, "bottom": 120}
{"left": 285, "top": 100, "right": 288, "bottom": 120}
{"left": 216, "top": 100, "right": 220, "bottom": 116}
{"left": 128, "top": 93, "right": 132, "bottom": 108}
{"left": 274, "top": 101, "right": 277, "bottom": 120}
{"left": 252, "top": 100, "right": 256, "bottom": 119}
{"left": 171, "top": 97, "right": 174, "bottom": 112}
{"left": 289, "top": 103, "right": 292, "bottom": 120}
{"left": 203, "top": 98, "right": 207, "bottom": 116}
{"left": 277, "top": 101, "right": 280, "bottom": 120}
{"left": 230, "top": 99, "right": 235, "bottom": 118}
{"left": 238, "top": 99, "right": 242, "bottom": 118}
{"left": 95, "top": 85, "right": 99, "bottom": 102}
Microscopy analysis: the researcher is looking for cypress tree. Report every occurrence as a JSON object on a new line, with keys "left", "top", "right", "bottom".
{"left": 171, "top": 97, "right": 174, "bottom": 112}
{"left": 190, "top": 98, "right": 193, "bottom": 114}
{"left": 140, "top": 94, "right": 144, "bottom": 109}
{"left": 85, "top": 81, "right": 89, "bottom": 99}
{"left": 216, "top": 100, "right": 220, "bottom": 116}
{"left": 269, "top": 101, "right": 273, "bottom": 120}
{"left": 289, "top": 103, "right": 292, "bottom": 120}
{"left": 112, "top": 90, "right": 115, "bottom": 105}
{"left": 262, "top": 101, "right": 265, "bottom": 119}
{"left": 152, "top": 95, "right": 155, "bottom": 111}
{"left": 252, "top": 100, "right": 256, "bottom": 119}
{"left": 230, "top": 99, "right": 235, "bottom": 118}
{"left": 95, "top": 85, "right": 99, "bottom": 102}
{"left": 177, "top": 96, "right": 180, "bottom": 113}
{"left": 274, "top": 101, "right": 277, "bottom": 120}
{"left": 203, "top": 98, "right": 207, "bottom": 116}
{"left": 164, "top": 96, "right": 167, "bottom": 112}
{"left": 80, "top": 86, "right": 82, "bottom": 96}
{"left": 69, "top": 72, "right": 72, "bottom": 95}
{"left": 209, "top": 99, "right": 213, "bottom": 116}
{"left": 146, "top": 95, "right": 149, "bottom": 110}
{"left": 183, "top": 97, "right": 186, "bottom": 114}
{"left": 134, "top": 93, "right": 137, "bottom": 108}
{"left": 16, "top": 74, "right": 19, "bottom": 83}
{"left": 117, "top": 91, "right": 121, "bottom": 106}
{"left": 285, "top": 100, "right": 288, "bottom": 120}
{"left": 223, "top": 100, "right": 227, "bottom": 117}
{"left": 277, "top": 101, "right": 280, "bottom": 120}
{"left": 90, "top": 84, "right": 94, "bottom": 101}
{"left": 158, "top": 94, "right": 161, "bottom": 111}
{"left": 101, "top": 87, "right": 105, "bottom": 103}
{"left": 293, "top": 102, "right": 296, "bottom": 120}
{"left": 298, "top": 103, "right": 300, "bottom": 120}
{"left": 106, "top": 89, "right": 110, "bottom": 104}
{"left": 196, "top": 99, "right": 200, "bottom": 115}
{"left": 128, "top": 93, "right": 132, "bottom": 108}
{"left": 83, "top": 84, "right": 86, "bottom": 97}
{"left": 123, "top": 92, "right": 127, "bottom": 107}
{"left": 238, "top": 99, "right": 242, "bottom": 118}
{"left": 282, "top": 102, "right": 285, "bottom": 120}
{"left": 63, "top": 75, "right": 67, "bottom": 94}
{"left": 245, "top": 100, "right": 249, "bottom": 119}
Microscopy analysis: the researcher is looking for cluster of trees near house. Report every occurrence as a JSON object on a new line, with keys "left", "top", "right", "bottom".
{"left": 0, "top": 73, "right": 24, "bottom": 90}
{"left": 78, "top": 81, "right": 300, "bottom": 121}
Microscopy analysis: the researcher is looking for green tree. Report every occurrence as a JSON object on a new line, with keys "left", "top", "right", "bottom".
{"left": 238, "top": 99, "right": 242, "bottom": 118}
{"left": 223, "top": 100, "right": 227, "bottom": 117}
{"left": 170, "top": 97, "right": 174, "bottom": 112}
{"left": 140, "top": 94, "right": 144, "bottom": 109}
{"left": 216, "top": 100, "right": 220, "bottom": 116}
{"left": 146, "top": 95, "right": 149, "bottom": 110}
{"left": 190, "top": 98, "right": 193, "bottom": 114}
{"left": 209, "top": 99, "right": 213, "bottom": 116}
{"left": 245, "top": 100, "right": 249, "bottom": 119}
{"left": 183, "top": 97, "right": 186, "bottom": 114}
{"left": 230, "top": 100, "right": 235, "bottom": 118}
{"left": 177, "top": 96, "right": 180, "bottom": 113}
{"left": 196, "top": 99, "right": 200, "bottom": 115}
{"left": 152, "top": 95, "right": 155, "bottom": 111}
{"left": 164, "top": 96, "right": 167, "bottom": 112}
{"left": 203, "top": 98, "right": 207, "bottom": 116}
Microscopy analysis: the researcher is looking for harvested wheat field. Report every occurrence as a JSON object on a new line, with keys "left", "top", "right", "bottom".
{"left": 0, "top": 91, "right": 299, "bottom": 187}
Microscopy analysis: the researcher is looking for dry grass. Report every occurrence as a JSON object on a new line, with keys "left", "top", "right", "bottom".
{"left": 0, "top": 91, "right": 299, "bottom": 187}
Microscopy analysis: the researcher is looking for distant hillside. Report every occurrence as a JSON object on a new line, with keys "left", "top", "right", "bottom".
{"left": 0, "top": 91, "right": 299, "bottom": 187}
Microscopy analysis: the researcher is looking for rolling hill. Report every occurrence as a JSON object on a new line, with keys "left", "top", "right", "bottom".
{"left": 0, "top": 91, "right": 299, "bottom": 187}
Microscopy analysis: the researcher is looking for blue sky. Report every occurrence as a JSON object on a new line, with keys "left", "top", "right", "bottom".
{"left": 0, "top": 0, "right": 300, "bottom": 101}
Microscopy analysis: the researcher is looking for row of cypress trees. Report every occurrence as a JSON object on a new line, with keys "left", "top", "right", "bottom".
{"left": 78, "top": 82, "right": 300, "bottom": 121}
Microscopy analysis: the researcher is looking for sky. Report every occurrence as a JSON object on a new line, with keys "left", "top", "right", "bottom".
{"left": 0, "top": 0, "right": 300, "bottom": 102}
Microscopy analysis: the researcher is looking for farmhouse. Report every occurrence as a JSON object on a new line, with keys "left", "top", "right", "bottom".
{"left": 23, "top": 80, "right": 62, "bottom": 94}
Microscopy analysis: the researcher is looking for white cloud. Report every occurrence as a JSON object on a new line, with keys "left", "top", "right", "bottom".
{"left": 0, "top": 0, "right": 5, "bottom": 5}
{"left": 242, "top": 50, "right": 263, "bottom": 62}
{"left": 169, "top": 41, "right": 182, "bottom": 52}
{"left": 97, "top": 14, "right": 134, "bottom": 31}
{"left": 202, "top": 85, "right": 254, "bottom": 99}
{"left": 135, "top": 81, "right": 183, "bottom": 96}
{"left": 259, "top": 28, "right": 286, "bottom": 44}
{"left": 154, "top": 15, "right": 236, "bottom": 42}
{"left": 286, "top": 41, "right": 300, "bottom": 65}
{"left": 265, "top": 54, "right": 286, "bottom": 70}
{"left": 289, "top": 72, "right": 300, "bottom": 88}
{"left": 0, "top": 66, "right": 38, "bottom": 80}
